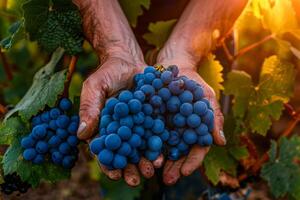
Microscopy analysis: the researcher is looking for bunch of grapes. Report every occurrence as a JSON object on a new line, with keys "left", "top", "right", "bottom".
{"left": 21, "top": 98, "right": 80, "bottom": 169}
{"left": 0, "top": 173, "right": 30, "bottom": 195}
{"left": 89, "top": 65, "right": 214, "bottom": 169}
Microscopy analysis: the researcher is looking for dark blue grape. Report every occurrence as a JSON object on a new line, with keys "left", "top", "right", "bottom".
{"left": 114, "top": 102, "right": 129, "bottom": 118}
{"left": 56, "top": 128, "right": 68, "bottom": 139}
{"left": 128, "top": 99, "right": 142, "bottom": 114}
{"left": 119, "top": 90, "right": 133, "bottom": 103}
{"left": 152, "top": 119, "right": 165, "bottom": 134}
{"left": 180, "top": 103, "right": 193, "bottom": 116}
{"left": 144, "top": 73, "right": 156, "bottom": 84}
{"left": 194, "top": 101, "right": 208, "bottom": 116}
{"left": 183, "top": 129, "right": 197, "bottom": 145}
{"left": 32, "top": 154, "right": 44, "bottom": 164}
{"left": 56, "top": 115, "right": 70, "bottom": 129}
{"left": 133, "top": 90, "right": 145, "bottom": 102}
{"left": 179, "top": 90, "right": 193, "bottom": 103}
{"left": 168, "top": 131, "right": 180, "bottom": 146}
{"left": 168, "top": 147, "right": 180, "bottom": 160}
{"left": 145, "top": 150, "right": 160, "bottom": 161}
{"left": 198, "top": 134, "right": 213, "bottom": 146}
{"left": 173, "top": 113, "right": 186, "bottom": 128}
{"left": 59, "top": 98, "right": 72, "bottom": 111}
{"left": 120, "top": 116, "right": 134, "bottom": 128}
{"left": 112, "top": 154, "right": 127, "bottom": 169}
{"left": 142, "top": 104, "right": 153, "bottom": 115}
{"left": 133, "top": 126, "right": 145, "bottom": 137}
{"left": 106, "top": 121, "right": 120, "bottom": 134}
{"left": 41, "top": 111, "right": 51, "bottom": 123}
{"left": 36, "top": 141, "right": 48, "bottom": 154}
{"left": 166, "top": 96, "right": 181, "bottom": 113}
{"left": 117, "top": 142, "right": 132, "bottom": 156}
{"left": 21, "top": 136, "right": 35, "bottom": 149}
{"left": 150, "top": 95, "right": 162, "bottom": 107}
{"left": 148, "top": 136, "right": 162, "bottom": 151}
{"left": 186, "top": 114, "right": 201, "bottom": 128}
{"left": 158, "top": 87, "right": 171, "bottom": 101}
{"left": 49, "top": 108, "right": 61, "bottom": 119}
{"left": 152, "top": 78, "right": 163, "bottom": 89}
{"left": 67, "top": 136, "right": 79, "bottom": 147}
{"left": 90, "top": 135, "right": 106, "bottom": 154}
{"left": 105, "top": 134, "right": 121, "bottom": 150}
{"left": 98, "top": 149, "right": 114, "bottom": 165}
{"left": 23, "top": 148, "right": 37, "bottom": 161}
{"left": 128, "top": 134, "right": 142, "bottom": 148}
{"left": 59, "top": 142, "right": 71, "bottom": 154}
{"left": 117, "top": 126, "right": 132, "bottom": 140}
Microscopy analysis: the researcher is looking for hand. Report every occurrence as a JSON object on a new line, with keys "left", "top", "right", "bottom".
{"left": 77, "top": 55, "right": 164, "bottom": 186}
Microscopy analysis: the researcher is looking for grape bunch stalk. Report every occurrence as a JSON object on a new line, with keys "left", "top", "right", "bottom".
{"left": 89, "top": 65, "right": 214, "bottom": 170}
{"left": 21, "top": 98, "right": 80, "bottom": 169}
{"left": 0, "top": 173, "right": 31, "bottom": 195}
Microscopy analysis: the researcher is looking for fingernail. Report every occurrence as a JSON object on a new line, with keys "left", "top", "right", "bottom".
{"left": 77, "top": 122, "right": 87, "bottom": 135}
{"left": 219, "top": 130, "right": 226, "bottom": 144}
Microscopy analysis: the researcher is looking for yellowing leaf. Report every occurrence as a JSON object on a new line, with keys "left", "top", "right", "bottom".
{"left": 119, "top": 0, "right": 150, "bottom": 27}
{"left": 143, "top": 19, "right": 177, "bottom": 48}
{"left": 198, "top": 54, "right": 224, "bottom": 99}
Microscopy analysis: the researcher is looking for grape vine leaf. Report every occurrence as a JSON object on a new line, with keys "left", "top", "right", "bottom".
{"left": 251, "top": 0, "right": 298, "bottom": 35}
{"left": 0, "top": 117, "right": 28, "bottom": 145}
{"left": 99, "top": 173, "right": 143, "bottom": 200}
{"left": 198, "top": 54, "right": 224, "bottom": 99}
{"left": 0, "top": 20, "right": 25, "bottom": 50}
{"left": 143, "top": 19, "right": 177, "bottom": 48}
{"left": 223, "top": 70, "right": 252, "bottom": 118}
{"left": 119, "top": 0, "right": 151, "bottom": 27}
{"left": 203, "top": 145, "right": 248, "bottom": 185}
{"left": 261, "top": 137, "right": 300, "bottom": 199}
{"left": 22, "top": 0, "right": 83, "bottom": 54}
{"left": 2, "top": 128, "right": 70, "bottom": 187}
{"left": 5, "top": 48, "right": 67, "bottom": 121}
{"left": 224, "top": 56, "right": 295, "bottom": 135}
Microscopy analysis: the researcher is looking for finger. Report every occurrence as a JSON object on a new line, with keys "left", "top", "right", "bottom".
{"left": 77, "top": 78, "right": 106, "bottom": 140}
{"left": 163, "top": 157, "right": 185, "bottom": 185}
{"left": 124, "top": 164, "right": 141, "bottom": 187}
{"left": 138, "top": 157, "right": 155, "bottom": 178}
{"left": 181, "top": 146, "right": 209, "bottom": 176}
{"left": 204, "top": 87, "right": 226, "bottom": 146}
{"left": 152, "top": 154, "right": 164, "bottom": 168}
{"left": 100, "top": 164, "right": 122, "bottom": 180}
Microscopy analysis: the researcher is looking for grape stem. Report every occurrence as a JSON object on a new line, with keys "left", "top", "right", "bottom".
{"left": 0, "top": 103, "right": 7, "bottom": 117}
{"left": 63, "top": 55, "right": 78, "bottom": 97}
{"left": 0, "top": 51, "right": 13, "bottom": 80}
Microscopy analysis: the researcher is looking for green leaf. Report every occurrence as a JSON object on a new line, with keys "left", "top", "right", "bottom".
{"left": 224, "top": 56, "right": 295, "bottom": 135}
{"left": 5, "top": 48, "right": 66, "bottom": 121}
{"left": 119, "top": 0, "right": 150, "bottom": 27}
{"left": 224, "top": 70, "right": 253, "bottom": 118}
{"left": 37, "top": 10, "right": 83, "bottom": 55}
{"left": 203, "top": 146, "right": 244, "bottom": 185}
{"left": 261, "top": 137, "right": 300, "bottom": 199}
{"left": 198, "top": 54, "right": 224, "bottom": 99}
{"left": 259, "top": 55, "right": 296, "bottom": 102}
{"left": 22, "top": 0, "right": 50, "bottom": 40}
{"left": 100, "top": 173, "right": 143, "bottom": 200}
{"left": 0, "top": 117, "right": 28, "bottom": 144}
{"left": 3, "top": 132, "right": 70, "bottom": 187}
{"left": 143, "top": 19, "right": 177, "bottom": 48}
{"left": 229, "top": 146, "right": 249, "bottom": 160}
{"left": 0, "top": 20, "right": 25, "bottom": 50}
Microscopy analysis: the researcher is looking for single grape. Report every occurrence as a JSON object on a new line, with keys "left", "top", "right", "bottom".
{"left": 150, "top": 95, "right": 163, "bottom": 107}
{"left": 128, "top": 99, "right": 142, "bottom": 114}
{"left": 198, "top": 134, "right": 213, "bottom": 146}
{"left": 48, "top": 136, "right": 62, "bottom": 147}
{"left": 148, "top": 136, "right": 163, "bottom": 151}
{"left": 62, "top": 156, "right": 76, "bottom": 169}
{"left": 193, "top": 87, "right": 204, "bottom": 100}
{"left": 183, "top": 129, "right": 198, "bottom": 145}
{"left": 112, "top": 154, "right": 127, "bottom": 169}
{"left": 168, "top": 147, "right": 180, "bottom": 160}
{"left": 152, "top": 119, "right": 165, "bottom": 134}
{"left": 145, "top": 150, "right": 160, "bottom": 161}
{"left": 52, "top": 151, "right": 63, "bottom": 164}
{"left": 49, "top": 108, "right": 61, "bottom": 119}
{"left": 133, "top": 112, "right": 145, "bottom": 125}
{"left": 202, "top": 109, "right": 214, "bottom": 127}
{"left": 120, "top": 116, "right": 134, "bottom": 128}
{"left": 59, "top": 98, "right": 72, "bottom": 111}
{"left": 128, "top": 134, "right": 142, "bottom": 148}
{"left": 117, "top": 142, "right": 132, "bottom": 156}
{"left": 133, "top": 126, "right": 145, "bottom": 137}
{"left": 56, "top": 128, "right": 68, "bottom": 139}
{"left": 166, "top": 96, "right": 181, "bottom": 113}
{"left": 140, "top": 84, "right": 155, "bottom": 97}
{"left": 56, "top": 115, "right": 70, "bottom": 129}
{"left": 184, "top": 79, "right": 197, "bottom": 91}
{"left": 105, "top": 97, "right": 119, "bottom": 114}
{"left": 186, "top": 114, "right": 201, "bottom": 128}
{"left": 158, "top": 87, "right": 171, "bottom": 101}
{"left": 41, "top": 111, "right": 51, "bottom": 123}
{"left": 195, "top": 123, "right": 209, "bottom": 136}
{"left": 133, "top": 90, "right": 145, "bottom": 102}
{"left": 36, "top": 141, "right": 48, "bottom": 154}
{"left": 194, "top": 101, "right": 208, "bottom": 116}
{"left": 161, "top": 70, "right": 173, "bottom": 84}
{"left": 98, "top": 149, "right": 114, "bottom": 165}
{"left": 67, "top": 135, "right": 79, "bottom": 147}
{"left": 119, "top": 90, "right": 133, "bottom": 103}
{"left": 49, "top": 120, "right": 58, "bottom": 130}
{"left": 67, "top": 122, "right": 78, "bottom": 135}
{"left": 31, "top": 116, "right": 42, "bottom": 127}
{"left": 105, "top": 134, "right": 122, "bottom": 150}
{"left": 31, "top": 124, "right": 47, "bottom": 139}
{"left": 117, "top": 126, "right": 132, "bottom": 140}
{"left": 32, "top": 154, "right": 44, "bottom": 164}
{"left": 152, "top": 78, "right": 163, "bottom": 89}
{"left": 59, "top": 142, "right": 71, "bottom": 155}
{"left": 144, "top": 73, "right": 156, "bottom": 84}
{"left": 142, "top": 104, "right": 153, "bottom": 115}
{"left": 167, "top": 65, "right": 179, "bottom": 77}
{"left": 99, "top": 115, "right": 112, "bottom": 128}
{"left": 23, "top": 148, "right": 37, "bottom": 161}
{"left": 90, "top": 136, "right": 106, "bottom": 154}
{"left": 179, "top": 90, "right": 193, "bottom": 103}
{"left": 144, "top": 130, "right": 153, "bottom": 139}
{"left": 167, "top": 131, "right": 180, "bottom": 146}
{"left": 143, "top": 116, "right": 154, "bottom": 129}
{"left": 180, "top": 103, "right": 193, "bottom": 116}
{"left": 21, "top": 136, "right": 35, "bottom": 149}
{"left": 159, "top": 130, "right": 170, "bottom": 141}
{"left": 71, "top": 115, "right": 79, "bottom": 123}
{"left": 168, "top": 80, "right": 184, "bottom": 95}
{"left": 114, "top": 102, "right": 129, "bottom": 118}
{"left": 177, "top": 140, "right": 188, "bottom": 152}
{"left": 106, "top": 121, "right": 120, "bottom": 134}
{"left": 173, "top": 113, "right": 186, "bottom": 128}
{"left": 101, "top": 108, "right": 110, "bottom": 116}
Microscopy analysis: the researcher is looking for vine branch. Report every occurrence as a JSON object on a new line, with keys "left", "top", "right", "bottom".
{"left": 0, "top": 51, "right": 13, "bottom": 80}
{"left": 233, "top": 34, "right": 274, "bottom": 59}
{"left": 63, "top": 56, "right": 78, "bottom": 97}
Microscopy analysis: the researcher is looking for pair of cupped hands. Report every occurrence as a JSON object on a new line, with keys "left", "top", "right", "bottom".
{"left": 76, "top": 43, "right": 226, "bottom": 186}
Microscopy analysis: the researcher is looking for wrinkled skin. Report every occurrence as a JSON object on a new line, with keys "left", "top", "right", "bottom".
{"left": 73, "top": 0, "right": 248, "bottom": 186}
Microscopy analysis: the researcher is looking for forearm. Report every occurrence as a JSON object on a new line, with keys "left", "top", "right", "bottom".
{"left": 73, "top": 0, "right": 145, "bottom": 65}
{"left": 157, "top": 0, "right": 248, "bottom": 69}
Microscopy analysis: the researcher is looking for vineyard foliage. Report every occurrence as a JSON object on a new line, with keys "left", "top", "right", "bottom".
{"left": 0, "top": 0, "right": 299, "bottom": 199}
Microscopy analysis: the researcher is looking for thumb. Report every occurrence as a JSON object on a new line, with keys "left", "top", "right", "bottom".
{"left": 77, "top": 78, "right": 106, "bottom": 140}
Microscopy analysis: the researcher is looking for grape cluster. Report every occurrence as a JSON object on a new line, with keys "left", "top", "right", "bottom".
{"left": 21, "top": 98, "right": 80, "bottom": 169}
{"left": 89, "top": 65, "right": 214, "bottom": 169}
{"left": 0, "top": 173, "right": 30, "bottom": 195}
